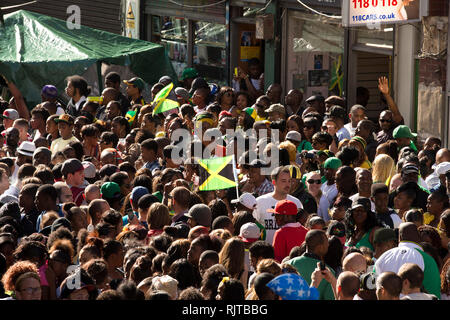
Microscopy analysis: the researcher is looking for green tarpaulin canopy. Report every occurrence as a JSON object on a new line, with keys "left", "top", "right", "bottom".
{"left": 0, "top": 10, "right": 176, "bottom": 108}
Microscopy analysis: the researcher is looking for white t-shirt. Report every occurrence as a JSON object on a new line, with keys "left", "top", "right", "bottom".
{"left": 375, "top": 242, "right": 425, "bottom": 275}
{"left": 344, "top": 123, "right": 356, "bottom": 138}
{"left": 321, "top": 183, "right": 338, "bottom": 204}
{"left": 253, "top": 193, "right": 303, "bottom": 246}
{"left": 56, "top": 106, "right": 65, "bottom": 116}
{"left": 349, "top": 193, "right": 375, "bottom": 212}
{"left": 391, "top": 213, "right": 403, "bottom": 228}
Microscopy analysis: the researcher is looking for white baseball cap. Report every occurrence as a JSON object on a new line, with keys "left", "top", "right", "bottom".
{"left": 286, "top": 131, "right": 302, "bottom": 142}
{"left": 231, "top": 193, "right": 257, "bottom": 210}
{"left": 436, "top": 162, "right": 450, "bottom": 176}
{"left": 239, "top": 222, "right": 261, "bottom": 243}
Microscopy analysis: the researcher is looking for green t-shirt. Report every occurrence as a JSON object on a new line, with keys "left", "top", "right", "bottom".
{"left": 297, "top": 140, "right": 313, "bottom": 152}
{"left": 287, "top": 255, "right": 335, "bottom": 300}
{"left": 415, "top": 248, "right": 441, "bottom": 299}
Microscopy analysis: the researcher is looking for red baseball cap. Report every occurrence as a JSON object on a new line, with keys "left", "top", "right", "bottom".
{"left": 267, "top": 200, "right": 298, "bottom": 216}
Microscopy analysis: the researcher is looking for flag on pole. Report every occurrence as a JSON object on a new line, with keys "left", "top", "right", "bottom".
{"left": 152, "top": 82, "right": 179, "bottom": 115}
{"left": 196, "top": 155, "right": 238, "bottom": 191}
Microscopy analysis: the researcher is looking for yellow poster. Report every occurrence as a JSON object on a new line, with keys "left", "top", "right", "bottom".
{"left": 240, "top": 46, "right": 260, "bottom": 61}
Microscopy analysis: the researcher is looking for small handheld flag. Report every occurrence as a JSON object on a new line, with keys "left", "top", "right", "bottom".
{"left": 196, "top": 155, "right": 238, "bottom": 191}
{"left": 152, "top": 82, "right": 180, "bottom": 115}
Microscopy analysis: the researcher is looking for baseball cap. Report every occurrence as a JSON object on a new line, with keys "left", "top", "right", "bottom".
{"left": 231, "top": 193, "right": 257, "bottom": 210}
{"left": 41, "top": 85, "right": 58, "bottom": 99}
{"left": 327, "top": 220, "right": 346, "bottom": 238}
{"left": 175, "top": 87, "right": 190, "bottom": 101}
{"left": 268, "top": 200, "right": 298, "bottom": 216}
{"left": 54, "top": 114, "right": 74, "bottom": 125}
{"left": 266, "top": 104, "right": 285, "bottom": 114}
{"left": 305, "top": 95, "right": 325, "bottom": 104}
{"left": 101, "top": 182, "right": 121, "bottom": 199}
{"left": 62, "top": 159, "right": 85, "bottom": 176}
{"left": 324, "top": 157, "right": 342, "bottom": 170}
{"left": 286, "top": 131, "right": 302, "bottom": 142}
{"left": 393, "top": 125, "right": 417, "bottom": 139}
{"left": 17, "top": 141, "right": 36, "bottom": 157}
{"left": 130, "top": 186, "right": 149, "bottom": 204}
{"left": 82, "top": 161, "right": 96, "bottom": 179}
{"left": 373, "top": 228, "right": 397, "bottom": 244}
{"left": 436, "top": 161, "right": 450, "bottom": 176}
{"left": 1, "top": 109, "right": 19, "bottom": 120}
{"left": 185, "top": 204, "right": 212, "bottom": 228}
{"left": 244, "top": 107, "right": 257, "bottom": 120}
{"left": 350, "top": 197, "right": 372, "bottom": 211}
{"left": 123, "top": 77, "right": 145, "bottom": 91}
{"left": 239, "top": 222, "right": 261, "bottom": 243}
{"left": 249, "top": 159, "right": 269, "bottom": 168}
{"left": 401, "top": 163, "right": 419, "bottom": 175}
{"left": 181, "top": 68, "right": 199, "bottom": 81}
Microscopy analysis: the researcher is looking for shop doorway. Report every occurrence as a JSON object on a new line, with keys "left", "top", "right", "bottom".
{"left": 355, "top": 51, "right": 392, "bottom": 123}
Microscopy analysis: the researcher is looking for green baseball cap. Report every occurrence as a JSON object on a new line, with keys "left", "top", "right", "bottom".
{"left": 393, "top": 125, "right": 417, "bottom": 139}
{"left": 101, "top": 182, "right": 121, "bottom": 199}
{"left": 324, "top": 157, "right": 342, "bottom": 170}
{"left": 123, "top": 77, "right": 145, "bottom": 91}
{"left": 181, "top": 68, "right": 198, "bottom": 81}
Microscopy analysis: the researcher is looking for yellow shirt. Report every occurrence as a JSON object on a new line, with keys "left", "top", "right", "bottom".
{"left": 50, "top": 136, "right": 80, "bottom": 155}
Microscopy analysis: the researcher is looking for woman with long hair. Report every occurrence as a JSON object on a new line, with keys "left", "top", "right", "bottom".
{"left": 218, "top": 237, "right": 248, "bottom": 289}
{"left": 372, "top": 154, "right": 396, "bottom": 184}
{"left": 344, "top": 199, "right": 382, "bottom": 251}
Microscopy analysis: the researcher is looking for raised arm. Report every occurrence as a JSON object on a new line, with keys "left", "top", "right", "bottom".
{"left": 378, "top": 76, "right": 403, "bottom": 124}
{"left": 1, "top": 75, "right": 30, "bottom": 120}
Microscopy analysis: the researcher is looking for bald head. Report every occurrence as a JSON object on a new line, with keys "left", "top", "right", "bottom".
{"left": 85, "top": 184, "right": 101, "bottom": 204}
{"left": 102, "top": 87, "right": 118, "bottom": 106}
{"left": 435, "top": 148, "right": 450, "bottom": 165}
{"left": 343, "top": 252, "right": 367, "bottom": 274}
{"left": 337, "top": 271, "right": 360, "bottom": 300}
{"left": 285, "top": 89, "right": 303, "bottom": 108}
{"left": 88, "top": 199, "right": 110, "bottom": 225}
{"left": 398, "top": 222, "right": 420, "bottom": 243}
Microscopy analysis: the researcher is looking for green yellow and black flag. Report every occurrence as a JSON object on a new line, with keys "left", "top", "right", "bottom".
{"left": 152, "top": 82, "right": 180, "bottom": 115}
{"left": 196, "top": 155, "right": 238, "bottom": 191}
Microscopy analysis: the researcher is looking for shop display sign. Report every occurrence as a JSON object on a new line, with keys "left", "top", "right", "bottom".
{"left": 124, "top": 0, "right": 140, "bottom": 39}
{"left": 342, "top": 0, "right": 425, "bottom": 27}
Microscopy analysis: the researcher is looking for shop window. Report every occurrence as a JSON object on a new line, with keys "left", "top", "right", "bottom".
{"left": 356, "top": 26, "right": 394, "bottom": 50}
{"left": 286, "top": 11, "right": 344, "bottom": 98}
{"left": 193, "top": 21, "right": 227, "bottom": 86}
{"left": 157, "top": 16, "right": 188, "bottom": 80}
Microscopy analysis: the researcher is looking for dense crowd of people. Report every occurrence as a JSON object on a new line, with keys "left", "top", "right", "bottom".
{"left": 0, "top": 60, "right": 449, "bottom": 301}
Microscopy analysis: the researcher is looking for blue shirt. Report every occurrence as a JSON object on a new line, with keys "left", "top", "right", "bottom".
{"left": 36, "top": 204, "right": 64, "bottom": 232}
{"left": 144, "top": 160, "right": 162, "bottom": 173}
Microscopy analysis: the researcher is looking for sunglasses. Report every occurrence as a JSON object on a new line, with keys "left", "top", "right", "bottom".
{"left": 379, "top": 119, "right": 392, "bottom": 123}
{"left": 307, "top": 179, "right": 322, "bottom": 184}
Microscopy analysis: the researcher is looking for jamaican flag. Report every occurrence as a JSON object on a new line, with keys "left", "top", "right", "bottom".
{"left": 196, "top": 155, "right": 238, "bottom": 191}
{"left": 152, "top": 82, "right": 179, "bottom": 115}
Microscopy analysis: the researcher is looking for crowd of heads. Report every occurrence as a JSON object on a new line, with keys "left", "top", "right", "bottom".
{"left": 0, "top": 67, "right": 449, "bottom": 301}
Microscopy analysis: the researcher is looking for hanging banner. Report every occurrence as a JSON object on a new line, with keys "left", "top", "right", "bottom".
{"left": 342, "top": 0, "right": 427, "bottom": 27}
{"left": 124, "top": 0, "right": 140, "bottom": 39}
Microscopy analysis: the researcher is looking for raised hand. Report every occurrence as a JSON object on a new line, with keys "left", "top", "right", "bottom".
{"left": 378, "top": 76, "right": 389, "bottom": 95}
